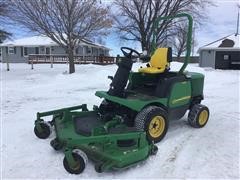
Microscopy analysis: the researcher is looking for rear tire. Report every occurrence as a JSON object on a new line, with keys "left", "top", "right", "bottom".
{"left": 134, "top": 106, "right": 168, "bottom": 143}
{"left": 188, "top": 104, "right": 209, "bottom": 128}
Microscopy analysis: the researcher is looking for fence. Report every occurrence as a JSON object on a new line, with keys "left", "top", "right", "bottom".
{"left": 28, "top": 54, "right": 115, "bottom": 65}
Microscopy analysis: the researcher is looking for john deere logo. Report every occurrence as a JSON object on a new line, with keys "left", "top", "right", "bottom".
{"left": 172, "top": 96, "right": 191, "bottom": 104}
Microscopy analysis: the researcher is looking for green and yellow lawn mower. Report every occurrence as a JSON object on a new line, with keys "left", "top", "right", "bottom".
{"left": 34, "top": 13, "right": 209, "bottom": 174}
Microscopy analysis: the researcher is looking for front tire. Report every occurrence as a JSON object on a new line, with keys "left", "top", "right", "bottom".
{"left": 188, "top": 104, "right": 209, "bottom": 128}
{"left": 134, "top": 106, "right": 168, "bottom": 143}
{"left": 50, "top": 138, "right": 63, "bottom": 151}
{"left": 63, "top": 151, "right": 87, "bottom": 174}
{"left": 34, "top": 122, "right": 51, "bottom": 139}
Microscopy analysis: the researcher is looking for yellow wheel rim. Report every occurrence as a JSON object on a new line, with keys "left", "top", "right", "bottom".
{"left": 148, "top": 116, "right": 165, "bottom": 138}
{"left": 199, "top": 110, "right": 208, "bottom": 125}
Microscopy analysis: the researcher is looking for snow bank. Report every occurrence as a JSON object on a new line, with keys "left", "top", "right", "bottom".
{"left": 1, "top": 62, "right": 239, "bottom": 179}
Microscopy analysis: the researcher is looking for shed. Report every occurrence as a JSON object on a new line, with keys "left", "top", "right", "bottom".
{"left": 198, "top": 34, "right": 240, "bottom": 69}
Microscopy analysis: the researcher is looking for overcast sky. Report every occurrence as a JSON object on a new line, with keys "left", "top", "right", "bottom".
{"left": 196, "top": 0, "right": 239, "bottom": 47}
{"left": 7, "top": 0, "right": 240, "bottom": 56}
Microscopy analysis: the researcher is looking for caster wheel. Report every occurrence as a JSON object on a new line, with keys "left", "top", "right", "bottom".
{"left": 95, "top": 163, "right": 103, "bottom": 173}
{"left": 34, "top": 122, "right": 51, "bottom": 139}
{"left": 63, "top": 150, "right": 87, "bottom": 174}
{"left": 150, "top": 145, "right": 158, "bottom": 155}
{"left": 50, "top": 139, "right": 63, "bottom": 151}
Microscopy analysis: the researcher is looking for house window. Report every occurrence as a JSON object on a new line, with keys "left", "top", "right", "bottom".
{"left": 40, "top": 46, "right": 45, "bottom": 52}
{"left": 21, "top": 47, "right": 23, "bottom": 57}
{"left": 75, "top": 47, "right": 79, "bottom": 54}
{"left": 35, "top": 47, "right": 39, "bottom": 54}
{"left": 87, "top": 46, "right": 91, "bottom": 54}
{"left": 24, "top": 47, "right": 28, "bottom": 56}
{"left": 223, "top": 55, "right": 229, "bottom": 60}
{"left": 45, "top": 47, "right": 50, "bottom": 55}
{"left": 8, "top": 47, "right": 15, "bottom": 54}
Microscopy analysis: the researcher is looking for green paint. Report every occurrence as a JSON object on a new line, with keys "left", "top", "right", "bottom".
{"left": 187, "top": 72, "right": 204, "bottom": 97}
{"left": 95, "top": 91, "right": 168, "bottom": 111}
{"left": 35, "top": 104, "right": 154, "bottom": 171}
{"left": 57, "top": 112, "right": 152, "bottom": 171}
{"left": 168, "top": 81, "right": 191, "bottom": 108}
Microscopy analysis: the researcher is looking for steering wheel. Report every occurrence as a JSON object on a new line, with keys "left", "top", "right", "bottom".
{"left": 121, "top": 47, "right": 140, "bottom": 59}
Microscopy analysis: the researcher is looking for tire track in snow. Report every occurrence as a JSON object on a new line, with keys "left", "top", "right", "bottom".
{"left": 158, "top": 133, "right": 193, "bottom": 176}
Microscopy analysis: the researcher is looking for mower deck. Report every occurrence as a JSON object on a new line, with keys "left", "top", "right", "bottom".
{"left": 35, "top": 107, "right": 156, "bottom": 173}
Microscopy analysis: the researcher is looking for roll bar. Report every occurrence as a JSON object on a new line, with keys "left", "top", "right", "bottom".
{"left": 152, "top": 13, "right": 193, "bottom": 74}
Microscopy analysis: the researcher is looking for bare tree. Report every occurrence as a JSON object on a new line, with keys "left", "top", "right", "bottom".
{"left": 170, "top": 22, "right": 197, "bottom": 60}
{"left": 0, "top": 0, "right": 8, "bottom": 17}
{"left": 0, "top": 30, "right": 11, "bottom": 43}
{"left": 8, "top": 0, "right": 112, "bottom": 73}
{"left": 0, "top": 0, "right": 11, "bottom": 43}
{"left": 113, "top": 0, "right": 212, "bottom": 54}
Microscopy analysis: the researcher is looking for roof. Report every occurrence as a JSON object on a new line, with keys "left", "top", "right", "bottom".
{"left": 198, "top": 33, "right": 240, "bottom": 52}
{"left": 0, "top": 35, "right": 110, "bottom": 50}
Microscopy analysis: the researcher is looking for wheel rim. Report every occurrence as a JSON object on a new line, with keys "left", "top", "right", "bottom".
{"left": 148, "top": 116, "right": 165, "bottom": 138}
{"left": 199, "top": 110, "right": 208, "bottom": 125}
{"left": 71, "top": 162, "right": 81, "bottom": 171}
{"left": 70, "top": 158, "right": 81, "bottom": 171}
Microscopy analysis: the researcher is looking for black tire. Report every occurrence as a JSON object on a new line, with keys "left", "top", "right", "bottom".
{"left": 95, "top": 163, "right": 103, "bottom": 173}
{"left": 50, "top": 138, "right": 63, "bottom": 151}
{"left": 134, "top": 106, "right": 168, "bottom": 143}
{"left": 150, "top": 145, "right": 158, "bottom": 155}
{"left": 188, "top": 104, "right": 209, "bottom": 128}
{"left": 63, "top": 153, "right": 86, "bottom": 174}
{"left": 34, "top": 122, "right": 51, "bottom": 139}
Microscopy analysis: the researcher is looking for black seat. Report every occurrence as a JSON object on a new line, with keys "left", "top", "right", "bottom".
{"left": 108, "top": 57, "right": 133, "bottom": 97}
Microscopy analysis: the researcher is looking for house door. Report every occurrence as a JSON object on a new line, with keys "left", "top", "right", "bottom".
{"left": 46, "top": 47, "right": 51, "bottom": 55}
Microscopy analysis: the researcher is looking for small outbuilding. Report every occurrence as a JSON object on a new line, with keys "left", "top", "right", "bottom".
{"left": 198, "top": 34, "right": 240, "bottom": 69}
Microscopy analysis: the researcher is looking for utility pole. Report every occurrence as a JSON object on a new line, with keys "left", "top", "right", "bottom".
{"left": 192, "top": 23, "right": 196, "bottom": 56}
{"left": 236, "top": 4, "right": 240, "bottom": 36}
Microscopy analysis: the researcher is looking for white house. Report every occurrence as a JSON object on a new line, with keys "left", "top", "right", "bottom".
{"left": 0, "top": 35, "right": 111, "bottom": 63}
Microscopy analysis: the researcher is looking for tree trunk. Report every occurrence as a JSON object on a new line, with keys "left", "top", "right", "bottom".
{"left": 68, "top": 48, "right": 75, "bottom": 74}
{"left": 177, "top": 52, "right": 181, "bottom": 61}
{"left": 141, "top": 40, "right": 150, "bottom": 55}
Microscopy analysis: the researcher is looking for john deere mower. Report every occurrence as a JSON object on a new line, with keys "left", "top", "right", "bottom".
{"left": 34, "top": 13, "right": 209, "bottom": 174}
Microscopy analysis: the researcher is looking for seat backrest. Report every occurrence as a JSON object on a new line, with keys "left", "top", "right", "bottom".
{"left": 150, "top": 48, "right": 172, "bottom": 68}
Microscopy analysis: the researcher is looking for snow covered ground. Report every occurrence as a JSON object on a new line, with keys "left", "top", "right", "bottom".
{"left": 1, "top": 62, "right": 239, "bottom": 179}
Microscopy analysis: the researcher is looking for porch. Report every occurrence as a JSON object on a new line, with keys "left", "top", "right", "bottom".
{"left": 28, "top": 54, "right": 115, "bottom": 65}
